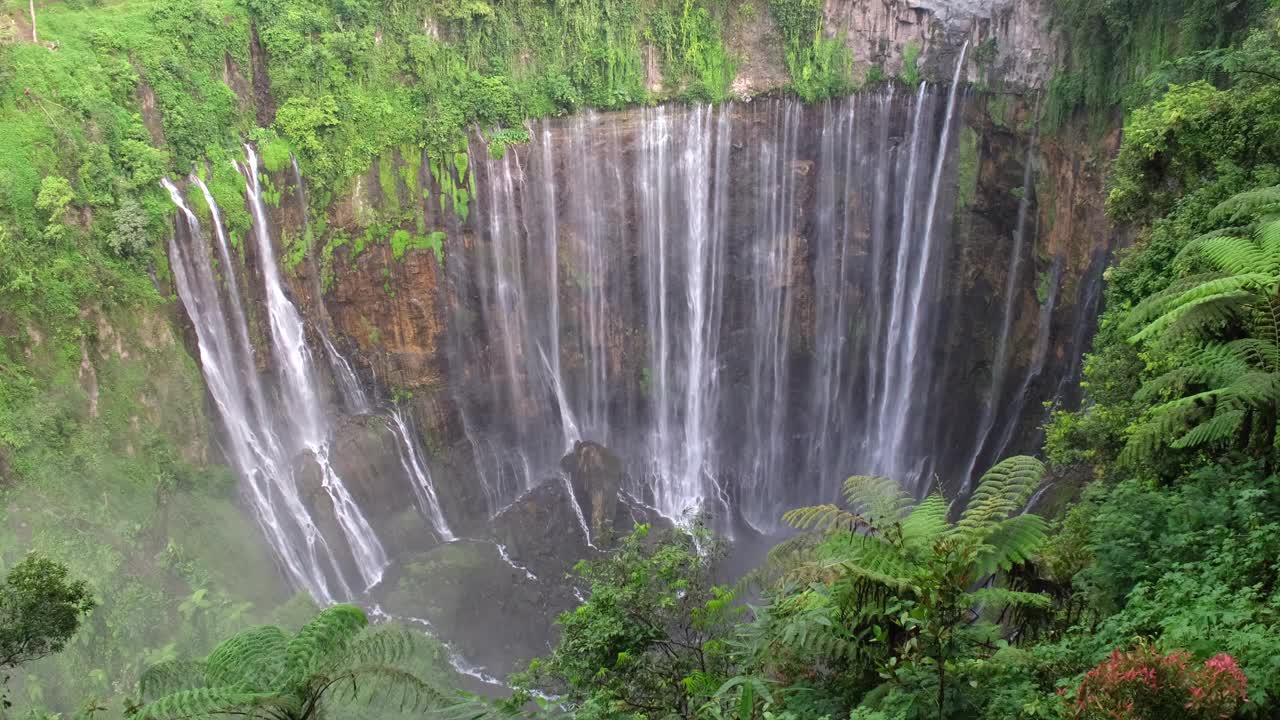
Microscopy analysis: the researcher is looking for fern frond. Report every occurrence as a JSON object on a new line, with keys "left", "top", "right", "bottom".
{"left": 205, "top": 625, "right": 288, "bottom": 692}
{"left": 1119, "top": 400, "right": 1203, "bottom": 465}
{"left": 1205, "top": 338, "right": 1280, "bottom": 373}
{"left": 1171, "top": 408, "right": 1247, "bottom": 449}
{"left": 1134, "top": 363, "right": 1230, "bottom": 404}
{"left": 955, "top": 456, "right": 1044, "bottom": 539}
{"left": 138, "top": 661, "right": 208, "bottom": 701}
{"left": 1122, "top": 272, "right": 1227, "bottom": 332}
{"left": 755, "top": 533, "right": 822, "bottom": 587}
{"left": 840, "top": 475, "right": 912, "bottom": 529}
{"left": 966, "top": 587, "right": 1052, "bottom": 612}
{"left": 833, "top": 559, "right": 918, "bottom": 596}
{"left": 1196, "top": 235, "right": 1275, "bottom": 276}
{"left": 323, "top": 665, "right": 454, "bottom": 713}
{"left": 970, "top": 514, "right": 1048, "bottom": 578}
{"left": 1211, "top": 185, "right": 1280, "bottom": 223}
{"left": 325, "top": 627, "right": 425, "bottom": 677}
{"left": 1258, "top": 216, "right": 1280, "bottom": 259}
{"left": 818, "top": 533, "right": 914, "bottom": 582}
{"left": 782, "top": 505, "right": 866, "bottom": 533}
{"left": 898, "top": 493, "right": 949, "bottom": 546}
{"left": 1218, "top": 370, "right": 1280, "bottom": 408}
{"left": 284, "top": 604, "right": 368, "bottom": 684}
{"left": 1131, "top": 281, "right": 1266, "bottom": 345}
{"left": 131, "top": 687, "right": 282, "bottom": 720}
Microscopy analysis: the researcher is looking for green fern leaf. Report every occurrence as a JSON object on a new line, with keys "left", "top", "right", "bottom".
{"left": 284, "top": 603, "right": 368, "bottom": 684}
{"left": 1197, "top": 234, "right": 1276, "bottom": 275}
{"left": 1211, "top": 185, "right": 1280, "bottom": 223}
{"left": 971, "top": 514, "right": 1048, "bottom": 578}
{"left": 840, "top": 475, "right": 912, "bottom": 528}
{"left": 1171, "top": 408, "right": 1247, "bottom": 449}
{"left": 1131, "top": 282, "right": 1266, "bottom": 345}
{"left": 782, "top": 505, "right": 864, "bottom": 533}
{"left": 131, "top": 687, "right": 282, "bottom": 720}
{"left": 955, "top": 456, "right": 1044, "bottom": 540}
{"left": 138, "top": 660, "right": 208, "bottom": 701}
{"left": 898, "top": 492, "right": 949, "bottom": 546}
{"left": 205, "top": 625, "right": 288, "bottom": 692}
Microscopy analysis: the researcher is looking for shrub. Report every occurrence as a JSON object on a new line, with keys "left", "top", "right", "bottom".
{"left": 1071, "top": 643, "right": 1248, "bottom": 720}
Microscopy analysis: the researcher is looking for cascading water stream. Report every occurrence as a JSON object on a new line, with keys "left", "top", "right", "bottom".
{"left": 447, "top": 58, "right": 1078, "bottom": 531}
{"left": 387, "top": 406, "right": 455, "bottom": 541}
{"left": 162, "top": 178, "right": 353, "bottom": 603}
{"left": 237, "top": 146, "right": 389, "bottom": 591}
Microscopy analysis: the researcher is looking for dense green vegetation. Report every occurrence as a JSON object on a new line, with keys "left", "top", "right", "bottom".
{"left": 1046, "top": 0, "right": 1271, "bottom": 128}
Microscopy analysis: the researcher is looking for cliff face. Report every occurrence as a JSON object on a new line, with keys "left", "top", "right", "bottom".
{"left": 127, "top": 0, "right": 1121, "bottom": 676}
{"left": 190, "top": 0, "right": 1117, "bottom": 532}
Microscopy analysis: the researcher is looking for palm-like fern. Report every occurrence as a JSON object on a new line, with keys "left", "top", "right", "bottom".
{"left": 781, "top": 456, "right": 1050, "bottom": 609}
{"left": 1122, "top": 186, "right": 1280, "bottom": 464}
{"left": 131, "top": 605, "right": 476, "bottom": 720}
{"left": 775, "top": 458, "right": 1051, "bottom": 714}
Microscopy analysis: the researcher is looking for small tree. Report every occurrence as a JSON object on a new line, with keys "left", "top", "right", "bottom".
{"left": 512, "top": 522, "right": 740, "bottom": 719}
{"left": 34, "top": 175, "right": 74, "bottom": 244}
{"left": 0, "top": 553, "right": 96, "bottom": 707}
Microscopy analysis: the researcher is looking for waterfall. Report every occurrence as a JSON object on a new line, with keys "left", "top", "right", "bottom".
{"left": 387, "top": 406, "right": 455, "bottom": 541}
{"left": 237, "top": 146, "right": 389, "bottom": 591}
{"left": 163, "top": 178, "right": 355, "bottom": 603}
{"left": 453, "top": 73, "right": 1005, "bottom": 530}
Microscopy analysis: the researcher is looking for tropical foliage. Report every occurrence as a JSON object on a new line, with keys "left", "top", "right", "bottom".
{"left": 0, "top": 554, "right": 95, "bottom": 708}
{"left": 131, "top": 604, "right": 465, "bottom": 720}
{"left": 1120, "top": 187, "right": 1280, "bottom": 465}
{"left": 511, "top": 522, "right": 741, "bottom": 720}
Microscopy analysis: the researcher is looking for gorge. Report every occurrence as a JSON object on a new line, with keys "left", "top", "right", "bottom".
{"left": 150, "top": 39, "right": 1112, "bottom": 678}
{"left": 3, "top": 0, "right": 1197, "bottom": 711}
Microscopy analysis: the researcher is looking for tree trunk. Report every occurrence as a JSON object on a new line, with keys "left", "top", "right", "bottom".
{"left": 28, "top": 0, "right": 37, "bottom": 43}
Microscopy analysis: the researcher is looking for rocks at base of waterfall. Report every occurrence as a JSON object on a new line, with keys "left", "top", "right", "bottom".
{"left": 489, "top": 469, "right": 673, "bottom": 583}
{"left": 560, "top": 440, "right": 623, "bottom": 541}
{"left": 380, "top": 539, "right": 578, "bottom": 677}
{"left": 329, "top": 415, "right": 438, "bottom": 556}
{"left": 490, "top": 478, "right": 597, "bottom": 583}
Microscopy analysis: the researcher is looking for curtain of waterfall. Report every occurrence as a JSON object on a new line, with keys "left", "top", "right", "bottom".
{"left": 450, "top": 79, "right": 998, "bottom": 533}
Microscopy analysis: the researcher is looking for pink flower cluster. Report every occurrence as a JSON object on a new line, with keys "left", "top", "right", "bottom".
{"left": 1071, "top": 644, "right": 1248, "bottom": 720}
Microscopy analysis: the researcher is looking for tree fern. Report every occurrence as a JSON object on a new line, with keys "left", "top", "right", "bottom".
{"left": 1125, "top": 187, "right": 1280, "bottom": 464}
{"left": 130, "top": 605, "right": 468, "bottom": 720}
{"left": 767, "top": 458, "right": 1051, "bottom": 712}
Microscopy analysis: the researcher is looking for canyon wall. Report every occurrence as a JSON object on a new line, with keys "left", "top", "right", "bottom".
{"left": 148, "top": 0, "right": 1120, "bottom": 674}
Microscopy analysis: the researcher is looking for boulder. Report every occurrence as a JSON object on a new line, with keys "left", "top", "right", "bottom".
{"left": 560, "top": 440, "right": 623, "bottom": 542}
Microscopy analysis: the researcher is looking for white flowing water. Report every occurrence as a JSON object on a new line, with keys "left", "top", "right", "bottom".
{"left": 237, "top": 146, "right": 389, "bottom": 591}
{"left": 387, "top": 406, "right": 455, "bottom": 541}
{"left": 164, "top": 178, "right": 355, "bottom": 603}
{"left": 449, "top": 80, "right": 998, "bottom": 531}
